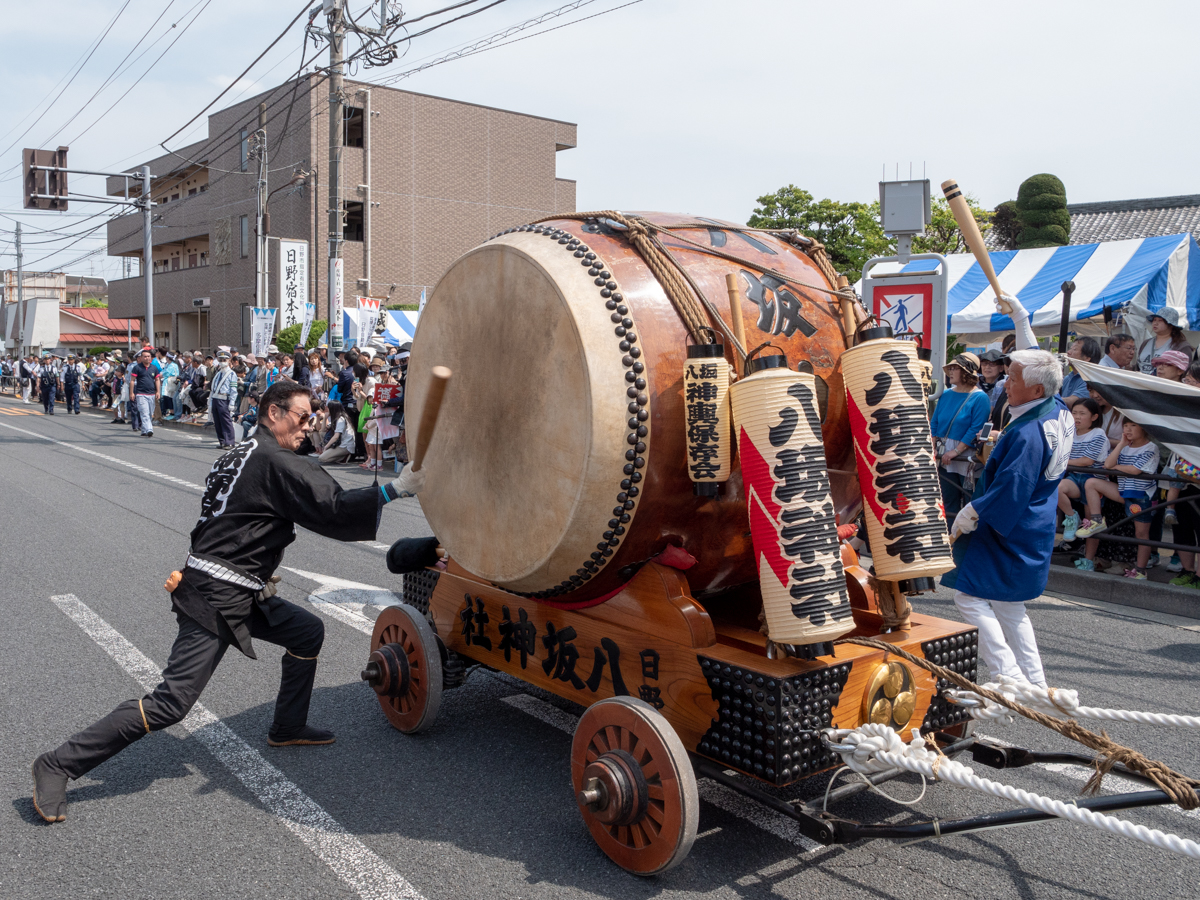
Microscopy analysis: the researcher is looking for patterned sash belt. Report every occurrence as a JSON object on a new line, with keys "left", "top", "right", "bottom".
{"left": 185, "top": 554, "right": 265, "bottom": 592}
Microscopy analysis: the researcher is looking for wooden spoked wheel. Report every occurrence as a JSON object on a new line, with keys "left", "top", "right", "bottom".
{"left": 570, "top": 696, "right": 699, "bottom": 876}
{"left": 365, "top": 604, "right": 443, "bottom": 734}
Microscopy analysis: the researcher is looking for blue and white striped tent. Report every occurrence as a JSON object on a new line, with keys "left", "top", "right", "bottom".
{"left": 873, "top": 232, "right": 1200, "bottom": 335}
{"left": 342, "top": 308, "right": 420, "bottom": 345}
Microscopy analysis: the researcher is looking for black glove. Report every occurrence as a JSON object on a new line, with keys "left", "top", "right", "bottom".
{"left": 386, "top": 537, "right": 440, "bottom": 575}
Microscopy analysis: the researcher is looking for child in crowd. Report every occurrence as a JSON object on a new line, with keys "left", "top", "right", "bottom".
{"left": 1058, "top": 399, "right": 1109, "bottom": 541}
{"left": 1077, "top": 421, "right": 1161, "bottom": 578}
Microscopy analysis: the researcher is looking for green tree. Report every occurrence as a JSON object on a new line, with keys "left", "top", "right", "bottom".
{"left": 82, "top": 298, "right": 108, "bottom": 308}
{"left": 1015, "top": 173, "right": 1069, "bottom": 249}
{"left": 912, "top": 196, "right": 992, "bottom": 256}
{"left": 991, "top": 200, "right": 1021, "bottom": 251}
{"left": 747, "top": 186, "right": 890, "bottom": 279}
{"left": 274, "top": 319, "right": 328, "bottom": 354}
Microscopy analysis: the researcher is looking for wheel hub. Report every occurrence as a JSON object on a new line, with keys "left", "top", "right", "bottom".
{"left": 361, "top": 642, "right": 410, "bottom": 699}
{"left": 578, "top": 749, "right": 648, "bottom": 826}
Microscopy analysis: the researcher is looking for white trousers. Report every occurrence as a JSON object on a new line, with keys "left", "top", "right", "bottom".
{"left": 952, "top": 591, "right": 1047, "bottom": 687}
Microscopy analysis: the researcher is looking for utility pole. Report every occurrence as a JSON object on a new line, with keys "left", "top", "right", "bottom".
{"left": 255, "top": 101, "right": 269, "bottom": 310}
{"left": 327, "top": 0, "right": 345, "bottom": 350}
{"left": 15, "top": 222, "right": 24, "bottom": 357}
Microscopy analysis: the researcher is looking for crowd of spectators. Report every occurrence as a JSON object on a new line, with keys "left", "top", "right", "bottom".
{"left": 0, "top": 339, "right": 410, "bottom": 471}
{"left": 930, "top": 306, "right": 1198, "bottom": 585}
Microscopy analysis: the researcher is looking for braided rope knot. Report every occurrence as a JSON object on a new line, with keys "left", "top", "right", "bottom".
{"left": 837, "top": 724, "right": 973, "bottom": 780}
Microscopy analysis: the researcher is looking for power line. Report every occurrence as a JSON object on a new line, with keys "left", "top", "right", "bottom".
{"left": 0, "top": 1, "right": 132, "bottom": 161}
{"left": 160, "top": 0, "right": 315, "bottom": 149}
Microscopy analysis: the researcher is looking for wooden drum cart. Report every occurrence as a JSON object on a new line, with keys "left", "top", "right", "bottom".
{"left": 360, "top": 213, "right": 980, "bottom": 874}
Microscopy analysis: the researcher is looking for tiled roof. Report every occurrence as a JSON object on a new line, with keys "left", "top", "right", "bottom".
{"left": 986, "top": 194, "right": 1200, "bottom": 250}
{"left": 58, "top": 333, "right": 131, "bottom": 344}
{"left": 60, "top": 307, "right": 136, "bottom": 330}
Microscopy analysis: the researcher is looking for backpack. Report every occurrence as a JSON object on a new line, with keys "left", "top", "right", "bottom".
{"left": 63, "top": 364, "right": 79, "bottom": 388}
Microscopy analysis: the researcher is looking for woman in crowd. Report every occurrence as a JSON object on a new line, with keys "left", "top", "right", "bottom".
{"left": 357, "top": 356, "right": 385, "bottom": 470}
{"left": 318, "top": 401, "right": 356, "bottom": 465}
{"left": 929, "top": 352, "right": 991, "bottom": 521}
{"left": 1058, "top": 399, "right": 1109, "bottom": 541}
{"left": 1153, "top": 349, "right": 1189, "bottom": 382}
{"left": 307, "top": 351, "right": 326, "bottom": 399}
{"left": 1138, "top": 308, "right": 1194, "bottom": 374}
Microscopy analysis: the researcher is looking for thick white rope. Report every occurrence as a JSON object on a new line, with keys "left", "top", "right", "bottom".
{"left": 826, "top": 724, "right": 1200, "bottom": 860}
{"left": 946, "top": 675, "right": 1200, "bottom": 728}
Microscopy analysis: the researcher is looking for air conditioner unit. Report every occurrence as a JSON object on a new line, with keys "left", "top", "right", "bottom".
{"left": 192, "top": 297, "right": 210, "bottom": 308}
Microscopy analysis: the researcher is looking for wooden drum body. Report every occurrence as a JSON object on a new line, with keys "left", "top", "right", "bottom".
{"left": 407, "top": 214, "right": 859, "bottom": 604}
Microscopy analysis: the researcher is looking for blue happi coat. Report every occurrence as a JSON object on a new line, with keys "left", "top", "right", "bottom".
{"left": 954, "top": 396, "right": 1074, "bottom": 603}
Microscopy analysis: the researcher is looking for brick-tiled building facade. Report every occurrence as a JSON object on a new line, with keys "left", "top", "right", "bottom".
{"left": 106, "top": 74, "right": 576, "bottom": 350}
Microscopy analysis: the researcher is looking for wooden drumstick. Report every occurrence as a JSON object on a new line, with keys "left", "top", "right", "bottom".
{"left": 412, "top": 366, "right": 451, "bottom": 472}
{"left": 836, "top": 275, "right": 856, "bottom": 345}
{"left": 940, "top": 178, "right": 1012, "bottom": 316}
{"left": 724, "top": 272, "right": 747, "bottom": 350}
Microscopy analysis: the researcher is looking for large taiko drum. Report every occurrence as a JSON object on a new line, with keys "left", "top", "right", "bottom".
{"left": 406, "top": 213, "right": 861, "bottom": 604}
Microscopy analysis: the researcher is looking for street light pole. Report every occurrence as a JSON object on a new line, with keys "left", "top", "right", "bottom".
{"left": 15, "top": 222, "right": 24, "bottom": 357}
{"left": 327, "top": 0, "right": 345, "bottom": 350}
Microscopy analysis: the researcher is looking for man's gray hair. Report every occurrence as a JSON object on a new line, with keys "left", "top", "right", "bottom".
{"left": 1008, "top": 348, "right": 1062, "bottom": 397}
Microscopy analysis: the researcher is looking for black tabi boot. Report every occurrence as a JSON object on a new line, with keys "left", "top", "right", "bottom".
{"left": 31, "top": 754, "right": 69, "bottom": 823}
{"left": 267, "top": 653, "right": 334, "bottom": 747}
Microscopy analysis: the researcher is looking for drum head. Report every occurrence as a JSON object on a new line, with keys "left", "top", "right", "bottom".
{"left": 406, "top": 232, "right": 641, "bottom": 594}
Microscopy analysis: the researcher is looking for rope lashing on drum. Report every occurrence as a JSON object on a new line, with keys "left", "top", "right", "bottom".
{"left": 835, "top": 636, "right": 1200, "bottom": 809}
{"left": 946, "top": 676, "right": 1200, "bottom": 729}
{"left": 531, "top": 210, "right": 721, "bottom": 350}
{"left": 653, "top": 223, "right": 851, "bottom": 305}
{"left": 823, "top": 723, "right": 1200, "bottom": 860}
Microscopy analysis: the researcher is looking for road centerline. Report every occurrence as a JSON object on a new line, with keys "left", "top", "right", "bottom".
{"left": 50, "top": 593, "right": 427, "bottom": 900}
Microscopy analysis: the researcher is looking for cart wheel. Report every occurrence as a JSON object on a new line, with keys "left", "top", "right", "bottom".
{"left": 571, "top": 696, "right": 699, "bottom": 876}
{"left": 362, "top": 604, "right": 443, "bottom": 734}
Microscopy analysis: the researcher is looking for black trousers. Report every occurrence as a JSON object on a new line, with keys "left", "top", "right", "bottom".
{"left": 39, "top": 384, "right": 55, "bottom": 413}
{"left": 45, "top": 601, "right": 324, "bottom": 780}
{"left": 212, "top": 397, "right": 235, "bottom": 446}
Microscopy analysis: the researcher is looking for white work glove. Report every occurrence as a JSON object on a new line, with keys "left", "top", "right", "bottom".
{"left": 389, "top": 462, "right": 427, "bottom": 498}
{"left": 255, "top": 574, "right": 281, "bottom": 603}
{"left": 951, "top": 503, "right": 979, "bottom": 541}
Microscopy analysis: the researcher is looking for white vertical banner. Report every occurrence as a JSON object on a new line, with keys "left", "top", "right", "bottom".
{"left": 419, "top": 287, "right": 427, "bottom": 313}
{"left": 251, "top": 307, "right": 277, "bottom": 359}
{"left": 357, "top": 297, "right": 380, "bottom": 347}
{"left": 299, "top": 302, "right": 317, "bottom": 349}
{"left": 329, "top": 258, "right": 344, "bottom": 350}
{"left": 278, "top": 239, "right": 308, "bottom": 328}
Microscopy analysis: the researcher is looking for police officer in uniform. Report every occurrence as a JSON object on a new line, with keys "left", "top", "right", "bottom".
{"left": 35, "top": 354, "right": 58, "bottom": 414}
{"left": 31, "top": 380, "right": 427, "bottom": 823}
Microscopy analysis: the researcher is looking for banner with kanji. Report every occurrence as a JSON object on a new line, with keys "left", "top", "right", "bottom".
{"left": 278, "top": 239, "right": 308, "bottom": 328}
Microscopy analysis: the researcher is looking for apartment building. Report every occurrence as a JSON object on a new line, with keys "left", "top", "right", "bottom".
{"left": 106, "top": 73, "right": 577, "bottom": 350}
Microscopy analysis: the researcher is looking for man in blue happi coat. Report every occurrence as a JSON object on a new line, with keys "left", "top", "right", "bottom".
{"left": 948, "top": 344, "right": 1073, "bottom": 688}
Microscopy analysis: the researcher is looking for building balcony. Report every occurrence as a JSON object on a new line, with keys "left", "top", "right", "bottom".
{"left": 107, "top": 187, "right": 212, "bottom": 256}
{"left": 108, "top": 266, "right": 213, "bottom": 320}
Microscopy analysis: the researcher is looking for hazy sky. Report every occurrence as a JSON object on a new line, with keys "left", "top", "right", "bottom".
{"left": 1, "top": 0, "right": 1196, "bottom": 279}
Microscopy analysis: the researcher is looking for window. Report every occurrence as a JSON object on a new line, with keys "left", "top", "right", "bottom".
{"left": 343, "top": 201, "right": 364, "bottom": 242}
{"left": 343, "top": 106, "right": 364, "bottom": 148}
{"left": 240, "top": 215, "right": 249, "bottom": 258}
{"left": 172, "top": 257, "right": 180, "bottom": 271}
{"left": 171, "top": 193, "right": 179, "bottom": 202}
{"left": 239, "top": 129, "right": 249, "bottom": 171}
{"left": 188, "top": 188, "right": 197, "bottom": 196}
{"left": 199, "top": 184, "right": 207, "bottom": 193}
{"left": 189, "top": 254, "right": 197, "bottom": 268}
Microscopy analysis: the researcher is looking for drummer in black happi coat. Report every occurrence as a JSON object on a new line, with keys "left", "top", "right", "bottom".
{"left": 31, "top": 380, "right": 426, "bottom": 824}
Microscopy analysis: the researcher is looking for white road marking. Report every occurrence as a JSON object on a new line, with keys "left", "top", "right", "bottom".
{"left": 51, "top": 593, "right": 426, "bottom": 900}
{"left": 0, "top": 421, "right": 204, "bottom": 491}
{"left": 499, "top": 691, "right": 820, "bottom": 850}
{"left": 283, "top": 568, "right": 399, "bottom": 630}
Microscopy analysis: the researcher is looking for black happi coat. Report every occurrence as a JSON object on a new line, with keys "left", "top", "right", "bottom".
{"left": 173, "top": 427, "right": 381, "bottom": 657}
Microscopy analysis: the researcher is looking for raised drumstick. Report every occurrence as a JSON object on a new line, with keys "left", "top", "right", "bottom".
{"left": 724, "top": 272, "right": 747, "bottom": 350}
{"left": 412, "top": 366, "right": 451, "bottom": 472}
{"left": 941, "top": 178, "right": 1012, "bottom": 316}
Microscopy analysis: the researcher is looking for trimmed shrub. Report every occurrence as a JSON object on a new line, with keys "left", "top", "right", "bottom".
{"left": 1016, "top": 174, "right": 1069, "bottom": 249}
{"left": 275, "top": 320, "right": 328, "bottom": 354}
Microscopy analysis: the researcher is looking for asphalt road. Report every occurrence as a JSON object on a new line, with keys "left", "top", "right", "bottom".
{"left": 3, "top": 394, "right": 1200, "bottom": 899}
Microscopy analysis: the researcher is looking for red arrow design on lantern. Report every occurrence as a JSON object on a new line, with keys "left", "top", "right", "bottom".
{"left": 739, "top": 425, "right": 791, "bottom": 589}
{"left": 845, "top": 390, "right": 889, "bottom": 526}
